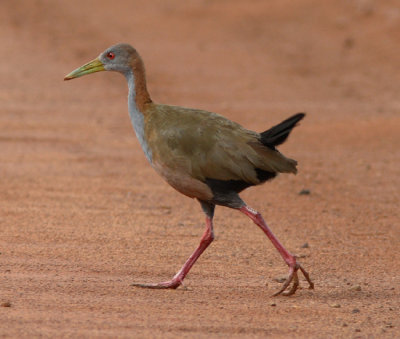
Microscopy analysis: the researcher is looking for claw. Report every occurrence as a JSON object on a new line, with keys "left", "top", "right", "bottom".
{"left": 299, "top": 265, "right": 315, "bottom": 290}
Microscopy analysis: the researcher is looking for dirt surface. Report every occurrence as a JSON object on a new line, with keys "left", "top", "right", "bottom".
{"left": 1, "top": 0, "right": 399, "bottom": 337}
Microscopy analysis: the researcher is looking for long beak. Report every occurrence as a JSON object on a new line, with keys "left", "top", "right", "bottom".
{"left": 64, "top": 58, "right": 105, "bottom": 81}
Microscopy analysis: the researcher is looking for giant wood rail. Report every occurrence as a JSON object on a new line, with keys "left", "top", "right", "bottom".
{"left": 65, "top": 44, "right": 313, "bottom": 296}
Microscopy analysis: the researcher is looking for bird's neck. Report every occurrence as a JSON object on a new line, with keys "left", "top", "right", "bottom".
{"left": 125, "top": 70, "right": 152, "bottom": 162}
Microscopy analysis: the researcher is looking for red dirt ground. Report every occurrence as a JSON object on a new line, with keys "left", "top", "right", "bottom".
{"left": 1, "top": 0, "right": 399, "bottom": 337}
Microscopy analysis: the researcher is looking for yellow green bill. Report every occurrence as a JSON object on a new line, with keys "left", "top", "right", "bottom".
{"left": 64, "top": 58, "right": 105, "bottom": 80}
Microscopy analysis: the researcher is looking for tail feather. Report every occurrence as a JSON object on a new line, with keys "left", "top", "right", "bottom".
{"left": 260, "top": 113, "right": 305, "bottom": 148}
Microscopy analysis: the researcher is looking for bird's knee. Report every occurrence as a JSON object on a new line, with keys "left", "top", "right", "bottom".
{"left": 201, "top": 229, "right": 214, "bottom": 245}
{"left": 241, "top": 205, "right": 261, "bottom": 219}
{"left": 246, "top": 205, "right": 259, "bottom": 216}
{"left": 209, "top": 230, "right": 215, "bottom": 242}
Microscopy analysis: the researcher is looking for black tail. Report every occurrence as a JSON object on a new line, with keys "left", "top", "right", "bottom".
{"left": 260, "top": 113, "right": 305, "bottom": 148}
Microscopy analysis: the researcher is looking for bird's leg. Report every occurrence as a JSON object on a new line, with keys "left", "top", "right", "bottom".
{"left": 239, "top": 205, "right": 314, "bottom": 296}
{"left": 132, "top": 202, "right": 215, "bottom": 289}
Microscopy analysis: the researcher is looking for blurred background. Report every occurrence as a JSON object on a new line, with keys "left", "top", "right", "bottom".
{"left": 1, "top": 0, "right": 399, "bottom": 337}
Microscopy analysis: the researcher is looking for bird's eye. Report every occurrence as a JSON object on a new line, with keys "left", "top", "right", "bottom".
{"left": 106, "top": 52, "right": 115, "bottom": 60}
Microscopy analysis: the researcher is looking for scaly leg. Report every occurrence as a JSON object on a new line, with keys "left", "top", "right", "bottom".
{"left": 239, "top": 205, "right": 314, "bottom": 296}
{"left": 132, "top": 202, "right": 215, "bottom": 289}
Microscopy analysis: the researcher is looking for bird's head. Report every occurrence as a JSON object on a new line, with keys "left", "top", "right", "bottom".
{"left": 64, "top": 43, "right": 139, "bottom": 80}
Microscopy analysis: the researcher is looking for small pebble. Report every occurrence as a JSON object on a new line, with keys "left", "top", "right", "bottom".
{"left": 274, "top": 277, "right": 287, "bottom": 283}
{"left": 270, "top": 302, "right": 276, "bottom": 307}
{"left": 352, "top": 308, "right": 360, "bottom": 313}
{"left": 1, "top": 302, "right": 11, "bottom": 307}
{"left": 350, "top": 285, "right": 362, "bottom": 292}
{"left": 301, "top": 242, "right": 309, "bottom": 248}
{"left": 342, "top": 323, "right": 348, "bottom": 327}
{"left": 297, "top": 254, "right": 309, "bottom": 259}
{"left": 330, "top": 303, "right": 341, "bottom": 308}
{"left": 355, "top": 328, "right": 361, "bottom": 332}
{"left": 299, "top": 189, "right": 311, "bottom": 195}
{"left": 343, "top": 37, "right": 355, "bottom": 49}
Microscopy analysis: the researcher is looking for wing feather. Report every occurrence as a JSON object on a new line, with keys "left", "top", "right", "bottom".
{"left": 144, "top": 104, "right": 296, "bottom": 186}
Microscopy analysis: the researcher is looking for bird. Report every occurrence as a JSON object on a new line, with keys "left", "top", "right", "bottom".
{"left": 64, "top": 43, "right": 314, "bottom": 296}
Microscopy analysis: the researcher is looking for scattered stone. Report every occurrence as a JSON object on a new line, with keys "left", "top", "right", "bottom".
{"left": 352, "top": 308, "right": 360, "bottom": 314}
{"left": 274, "top": 277, "right": 287, "bottom": 283}
{"left": 343, "top": 37, "right": 355, "bottom": 49}
{"left": 342, "top": 323, "right": 348, "bottom": 327}
{"left": 297, "top": 254, "right": 309, "bottom": 259}
{"left": 355, "top": 328, "right": 361, "bottom": 332}
{"left": 350, "top": 285, "right": 362, "bottom": 292}
{"left": 299, "top": 189, "right": 311, "bottom": 195}
{"left": 1, "top": 302, "right": 11, "bottom": 307}
{"left": 330, "top": 303, "right": 341, "bottom": 308}
{"left": 300, "top": 242, "right": 309, "bottom": 248}
{"left": 270, "top": 302, "right": 276, "bottom": 307}
{"left": 356, "top": 0, "right": 374, "bottom": 16}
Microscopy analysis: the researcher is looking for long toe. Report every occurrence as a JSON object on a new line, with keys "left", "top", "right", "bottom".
{"left": 273, "top": 262, "right": 314, "bottom": 296}
{"left": 131, "top": 279, "right": 182, "bottom": 289}
{"left": 273, "top": 267, "right": 297, "bottom": 296}
{"left": 299, "top": 265, "right": 315, "bottom": 290}
{"left": 281, "top": 272, "right": 299, "bottom": 296}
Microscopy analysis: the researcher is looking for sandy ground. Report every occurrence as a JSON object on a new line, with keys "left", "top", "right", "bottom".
{"left": 1, "top": 0, "right": 399, "bottom": 337}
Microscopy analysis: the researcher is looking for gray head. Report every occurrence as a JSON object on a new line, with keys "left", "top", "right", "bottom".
{"left": 64, "top": 43, "right": 142, "bottom": 80}
{"left": 99, "top": 43, "right": 139, "bottom": 74}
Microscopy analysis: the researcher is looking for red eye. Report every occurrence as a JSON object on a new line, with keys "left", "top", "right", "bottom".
{"left": 106, "top": 52, "right": 115, "bottom": 60}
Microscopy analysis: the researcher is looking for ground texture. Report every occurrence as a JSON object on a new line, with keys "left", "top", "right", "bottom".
{"left": 1, "top": 0, "right": 399, "bottom": 337}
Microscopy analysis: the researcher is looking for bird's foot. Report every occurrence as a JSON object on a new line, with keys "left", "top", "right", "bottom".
{"left": 131, "top": 277, "right": 182, "bottom": 289}
{"left": 273, "top": 260, "right": 314, "bottom": 296}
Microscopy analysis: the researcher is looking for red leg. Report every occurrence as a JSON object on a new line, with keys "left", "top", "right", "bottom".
{"left": 132, "top": 215, "right": 214, "bottom": 289}
{"left": 239, "top": 205, "right": 314, "bottom": 296}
